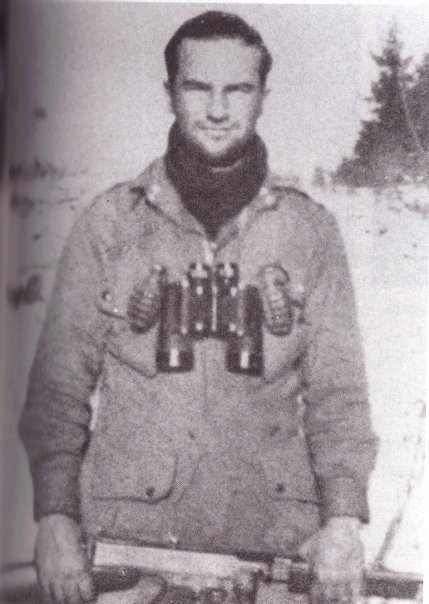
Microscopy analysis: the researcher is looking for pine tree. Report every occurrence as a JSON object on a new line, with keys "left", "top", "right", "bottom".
{"left": 408, "top": 53, "right": 429, "bottom": 151}
{"left": 356, "top": 26, "right": 417, "bottom": 182}
{"left": 312, "top": 166, "right": 326, "bottom": 188}
{"left": 334, "top": 26, "right": 427, "bottom": 186}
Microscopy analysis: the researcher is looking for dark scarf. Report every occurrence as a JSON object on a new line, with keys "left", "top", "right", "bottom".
{"left": 165, "top": 123, "right": 268, "bottom": 240}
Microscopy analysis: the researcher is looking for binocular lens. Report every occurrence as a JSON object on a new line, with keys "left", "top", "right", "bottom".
{"left": 156, "top": 339, "right": 194, "bottom": 372}
{"left": 226, "top": 285, "right": 263, "bottom": 376}
{"left": 226, "top": 342, "right": 263, "bottom": 376}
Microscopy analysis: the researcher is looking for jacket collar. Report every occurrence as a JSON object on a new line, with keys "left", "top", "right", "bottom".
{"left": 129, "top": 156, "right": 286, "bottom": 242}
{"left": 130, "top": 158, "right": 205, "bottom": 236}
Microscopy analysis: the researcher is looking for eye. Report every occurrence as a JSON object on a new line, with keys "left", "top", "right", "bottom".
{"left": 181, "top": 81, "right": 210, "bottom": 92}
{"left": 227, "top": 84, "right": 255, "bottom": 94}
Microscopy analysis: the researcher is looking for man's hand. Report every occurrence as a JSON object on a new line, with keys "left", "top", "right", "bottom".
{"left": 300, "top": 517, "right": 364, "bottom": 603}
{"left": 35, "top": 514, "right": 94, "bottom": 604}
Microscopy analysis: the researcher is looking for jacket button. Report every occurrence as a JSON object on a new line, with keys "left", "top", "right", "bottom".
{"left": 146, "top": 486, "right": 155, "bottom": 498}
{"left": 264, "top": 194, "right": 276, "bottom": 207}
{"left": 102, "top": 290, "right": 112, "bottom": 302}
{"left": 149, "top": 184, "right": 161, "bottom": 197}
{"left": 167, "top": 533, "right": 179, "bottom": 547}
{"left": 269, "top": 425, "right": 280, "bottom": 437}
{"left": 275, "top": 483, "right": 285, "bottom": 494}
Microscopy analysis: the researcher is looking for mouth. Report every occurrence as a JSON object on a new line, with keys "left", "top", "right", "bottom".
{"left": 200, "top": 127, "right": 233, "bottom": 140}
{"left": 202, "top": 127, "right": 230, "bottom": 132}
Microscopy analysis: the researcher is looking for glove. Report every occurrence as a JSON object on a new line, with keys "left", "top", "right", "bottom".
{"left": 258, "top": 264, "right": 293, "bottom": 336}
{"left": 300, "top": 517, "right": 364, "bottom": 603}
{"left": 35, "top": 514, "right": 94, "bottom": 604}
{"left": 127, "top": 265, "right": 165, "bottom": 333}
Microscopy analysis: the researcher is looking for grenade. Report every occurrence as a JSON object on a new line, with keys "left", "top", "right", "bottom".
{"left": 127, "top": 265, "right": 166, "bottom": 333}
{"left": 258, "top": 264, "right": 293, "bottom": 336}
{"left": 226, "top": 283, "right": 264, "bottom": 376}
{"left": 156, "top": 277, "right": 194, "bottom": 372}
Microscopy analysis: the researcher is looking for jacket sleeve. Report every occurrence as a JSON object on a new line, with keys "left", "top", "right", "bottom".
{"left": 19, "top": 206, "right": 107, "bottom": 522}
{"left": 302, "top": 210, "right": 378, "bottom": 525}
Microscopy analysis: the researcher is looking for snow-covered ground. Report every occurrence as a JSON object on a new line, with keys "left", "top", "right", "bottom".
{"left": 2, "top": 169, "right": 427, "bottom": 586}
{"left": 309, "top": 183, "right": 427, "bottom": 574}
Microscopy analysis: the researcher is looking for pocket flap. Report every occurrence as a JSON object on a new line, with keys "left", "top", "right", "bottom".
{"left": 107, "top": 322, "right": 159, "bottom": 378}
{"left": 97, "top": 284, "right": 159, "bottom": 378}
{"left": 263, "top": 327, "right": 307, "bottom": 383}
{"left": 92, "top": 441, "right": 177, "bottom": 504}
{"left": 259, "top": 442, "right": 319, "bottom": 503}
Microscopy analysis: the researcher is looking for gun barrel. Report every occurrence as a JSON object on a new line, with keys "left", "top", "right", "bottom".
{"left": 364, "top": 568, "right": 423, "bottom": 600}
{"left": 0, "top": 563, "right": 141, "bottom": 603}
{"left": 281, "top": 560, "right": 423, "bottom": 600}
{"left": 0, "top": 563, "right": 38, "bottom": 602}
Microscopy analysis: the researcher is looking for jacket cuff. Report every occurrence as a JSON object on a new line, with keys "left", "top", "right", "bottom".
{"left": 318, "top": 476, "right": 370, "bottom": 525}
{"left": 32, "top": 454, "right": 81, "bottom": 522}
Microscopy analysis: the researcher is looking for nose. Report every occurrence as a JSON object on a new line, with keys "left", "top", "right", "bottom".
{"left": 207, "top": 91, "right": 229, "bottom": 122}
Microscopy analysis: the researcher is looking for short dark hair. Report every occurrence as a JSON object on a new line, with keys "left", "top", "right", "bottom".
{"left": 165, "top": 11, "right": 272, "bottom": 86}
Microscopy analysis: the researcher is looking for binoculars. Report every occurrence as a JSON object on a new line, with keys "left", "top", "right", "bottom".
{"left": 155, "top": 263, "right": 264, "bottom": 376}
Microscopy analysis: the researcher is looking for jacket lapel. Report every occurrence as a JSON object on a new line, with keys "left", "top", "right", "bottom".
{"left": 130, "top": 158, "right": 206, "bottom": 237}
{"left": 130, "top": 158, "right": 284, "bottom": 249}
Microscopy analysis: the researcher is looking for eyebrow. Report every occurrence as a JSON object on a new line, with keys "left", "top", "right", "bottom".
{"left": 225, "top": 82, "right": 256, "bottom": 92}
{"left": 181, "top": 79, "right": 256, "bottom": 92}
{"left": 181, "top": 79, "right": 211, "bottom": 90}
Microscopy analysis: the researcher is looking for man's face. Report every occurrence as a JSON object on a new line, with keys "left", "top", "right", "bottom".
{"left": 167, "top": 37, "right": 268, "bottom": 164}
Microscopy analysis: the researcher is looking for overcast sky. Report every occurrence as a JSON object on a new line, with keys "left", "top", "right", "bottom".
{"left": 9, "top": 2, "right": 429, "bottom": 183}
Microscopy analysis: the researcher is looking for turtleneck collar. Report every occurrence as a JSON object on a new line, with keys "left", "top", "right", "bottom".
{"left": 165, "top": 122, "right": 268, "bottom": 240}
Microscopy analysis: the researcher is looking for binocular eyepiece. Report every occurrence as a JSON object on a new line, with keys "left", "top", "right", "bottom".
{"left": 155, "top": 263, "right": 264, "bottom": 376}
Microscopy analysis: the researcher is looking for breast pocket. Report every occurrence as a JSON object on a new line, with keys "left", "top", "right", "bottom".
{"left": 97, "top": 273, "right": 158, "bottom": 379}
{"left": 91, "top": 440, "right": 177, "bottom": 503}
{"left": 263, "top": 325, "right": 308, "bottom": 383}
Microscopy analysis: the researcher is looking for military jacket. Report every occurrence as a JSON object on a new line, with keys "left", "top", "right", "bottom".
{"left": 19, "top": 158, "right": 378, "bottom": 556}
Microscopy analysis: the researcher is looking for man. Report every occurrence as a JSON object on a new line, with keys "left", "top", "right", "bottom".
{"left": 19, "top": 11, "right": 378, "bottom": 604}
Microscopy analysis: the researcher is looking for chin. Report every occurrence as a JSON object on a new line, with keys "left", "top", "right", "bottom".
{"left": 194, "top": 137, "right": 249, "bottom": 166}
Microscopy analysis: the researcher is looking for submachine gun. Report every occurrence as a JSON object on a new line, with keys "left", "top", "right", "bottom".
{"left": 0, "top": 540, "right": 423, "bottom": 603}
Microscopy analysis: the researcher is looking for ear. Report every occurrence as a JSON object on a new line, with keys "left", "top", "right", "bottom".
{"left": 164, "top": 80, "right": 174, "bottom": 114}
{"left": 256, "top": 86, "right": 270, "bottom": 118}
